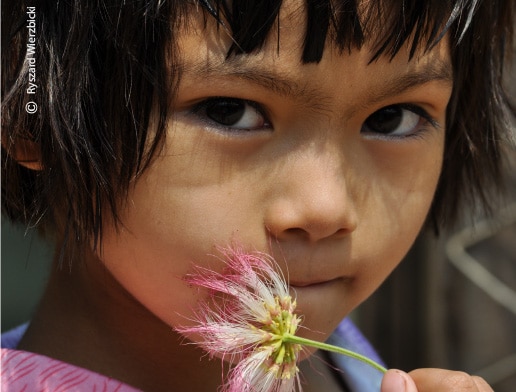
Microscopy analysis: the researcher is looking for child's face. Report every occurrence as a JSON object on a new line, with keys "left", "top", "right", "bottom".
{"left": 98, "top": 4, "right": 452, "bottom": 346}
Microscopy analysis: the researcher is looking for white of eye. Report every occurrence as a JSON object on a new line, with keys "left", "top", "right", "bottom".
{"left": 389, "top": 109, "right": 420, "bottom": 136}
{"left": 229, "top": 102, "right": 266, "bottom": 130}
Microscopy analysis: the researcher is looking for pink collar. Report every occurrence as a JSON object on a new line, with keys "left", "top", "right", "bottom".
{"left": 1, "top": 348, "right": 141, "bottom": 391}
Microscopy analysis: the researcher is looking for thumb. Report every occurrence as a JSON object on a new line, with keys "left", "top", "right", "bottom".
{"left": 381, "top": 369, "right": 418, "bottom": 392}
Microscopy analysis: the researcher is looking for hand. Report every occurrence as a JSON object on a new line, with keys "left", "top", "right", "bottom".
{"left": 381, "top": 368, "right": 493, "bottom": 392}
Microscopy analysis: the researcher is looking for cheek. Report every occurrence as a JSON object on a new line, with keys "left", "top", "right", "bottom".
{"left": 97, "top": 221, "right": 202, "bottom": 328}
{"left": 94, "top": 155, "right": 266, "bottom": 329}
{"left": 347, "top": 137, "right": 444, "bottom": 299}
{"left": 366, "top": 132, "right": 443, "bottom": 231}
{"left": 93, "top": 176, "right": 213, "bottom": 328}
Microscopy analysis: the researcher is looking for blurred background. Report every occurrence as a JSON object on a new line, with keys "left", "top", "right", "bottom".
{"left": 2, "top": 45, "right": 515, "bottom": 392}
{"left": 1, "top": 221, "right": 53, "bottom": 331}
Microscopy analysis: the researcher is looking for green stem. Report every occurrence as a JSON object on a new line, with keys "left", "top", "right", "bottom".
{"left": 283, "top": 333, "right": 388, "bottom": 374}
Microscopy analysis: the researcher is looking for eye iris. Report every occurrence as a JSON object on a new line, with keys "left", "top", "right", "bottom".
{"left": 206, "top": 100, "right": 245, "bottom": 126}
{"left": 365, "top": 106, "right": 402, "bottom": 134}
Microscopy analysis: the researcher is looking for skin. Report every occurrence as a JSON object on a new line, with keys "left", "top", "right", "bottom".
{"left": 18, "top": 1, "right": 493, "bottom": 391}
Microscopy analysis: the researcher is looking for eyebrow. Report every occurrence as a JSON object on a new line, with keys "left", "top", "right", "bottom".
{"left": 360, "top": 60, "right": 453, "bottom": 107}
{"left": 185, "top": 57, "right": 453, "bottom": 115}
{"left": 187, "top": 60, "right": 306, "bottom": 98}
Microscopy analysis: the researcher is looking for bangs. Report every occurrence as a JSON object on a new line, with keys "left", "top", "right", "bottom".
{"left": 195, "top": 0, "right": 480, "bottom": 62}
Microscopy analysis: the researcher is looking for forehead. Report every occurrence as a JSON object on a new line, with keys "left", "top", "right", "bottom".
{"left": 184, "top": 0, "right": 458, "bottom": 64}
{"left": 177, "top": 0, "right": 452, "bottom": 95}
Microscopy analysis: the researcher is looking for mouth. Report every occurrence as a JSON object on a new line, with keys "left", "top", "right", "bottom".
{"left": 287, "top": 277, "right": 354, "bottom": 310}
{"left": 286, "top": 278, "right": 352, "bottom": 341}
{"left": 289, "top": 277, "right": 346, "bottom": 288}
{"left": 287, "top": 278, "right": 344, "bottom": 303}
{"left": 289, "top": 281, "right": 331, "bottom": 289}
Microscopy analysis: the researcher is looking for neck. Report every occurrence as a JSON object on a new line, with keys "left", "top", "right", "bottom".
{"left": 18, "top": 249, "right": 224, "bottom": 392}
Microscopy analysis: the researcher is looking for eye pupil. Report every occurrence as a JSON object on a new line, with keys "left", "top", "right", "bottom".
{"left": 206, "top": 100, "right": 245, "bottom": 126}
{"left": 365, "top": 106, "right": 402, "bottom": 134}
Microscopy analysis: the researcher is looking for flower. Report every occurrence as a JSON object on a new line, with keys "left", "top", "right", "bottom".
{"left": 176, "top": 247, "right": 303, "bottom": 392}
{"left": 176, "top": 246, "right": 386, "bottom": 392}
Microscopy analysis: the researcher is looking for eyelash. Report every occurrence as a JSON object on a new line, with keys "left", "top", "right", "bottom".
{"left": 360, "top": 103, "right": 439, "bottom": 140}
{"left": 190, "top": 97, "right": 272, "bottom": 133}
{"left": 188, "top": 97, "right": 438, "bottom": 138}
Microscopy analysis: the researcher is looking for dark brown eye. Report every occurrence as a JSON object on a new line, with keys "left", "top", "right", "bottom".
{"left": 205, "top": 99, "right": 246, "bottom": 126}
{"left": 195, "top": 98, "right": 269, "bottom": 130}
{"left": 362, "top": 105, "right": 422, "bottom": 137}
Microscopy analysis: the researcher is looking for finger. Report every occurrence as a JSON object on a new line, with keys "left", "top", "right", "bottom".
{"left": 472, "top": 375, "right": 493, "bottom": 391}
{"left": 409, "top": 368, "right": 493, "bottom": 392}
{"left": 381, "top": 369, "right": 418, "bottom": 392}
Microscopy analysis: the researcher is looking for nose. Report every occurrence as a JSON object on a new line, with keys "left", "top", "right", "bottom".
{"left": 264, "top": 145, "right": 358, "bottom": 243}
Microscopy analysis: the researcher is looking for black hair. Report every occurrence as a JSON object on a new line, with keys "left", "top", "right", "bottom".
{"left": 2, "top": 0, "right": 514, "bottom": 261}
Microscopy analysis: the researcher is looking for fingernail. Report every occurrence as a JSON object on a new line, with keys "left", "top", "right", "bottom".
{"left": 382, "top": 369, "right": 407, "bottom": 392}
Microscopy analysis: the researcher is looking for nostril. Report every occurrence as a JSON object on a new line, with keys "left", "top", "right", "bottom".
{"left": 264, "top": 193, "right": 358, "bottom": 243}
{"left": 282, "top": 225, "right": 352, "bottom": 242}
{"left": 334, "top": 227, "right": 352, "bottom": 237}
{"left": 284, "top": 227, "right": 309, "bottom": 238}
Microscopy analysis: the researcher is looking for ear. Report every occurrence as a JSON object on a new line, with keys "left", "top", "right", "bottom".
{"left": 2, "top": 135, "right": 43, "bottom": 171}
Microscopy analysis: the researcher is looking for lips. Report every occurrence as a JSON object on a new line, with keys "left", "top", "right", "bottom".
{"left": 287, "top": 278, "right": 352, "bottom": 338}
{"left": 288, "top": 276, "right": 350, "bottom": 288}
{"left": 271, "top": 247, "right": 354, "bottom": 289}
{"left": 289, "top": 279, "right": 335, "bottom": 288}
{"left": 284, "top": 264, "right": 347, "bottom": 288}
{"left": 287, "top": 277, "right": 354, "bottom": 314}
